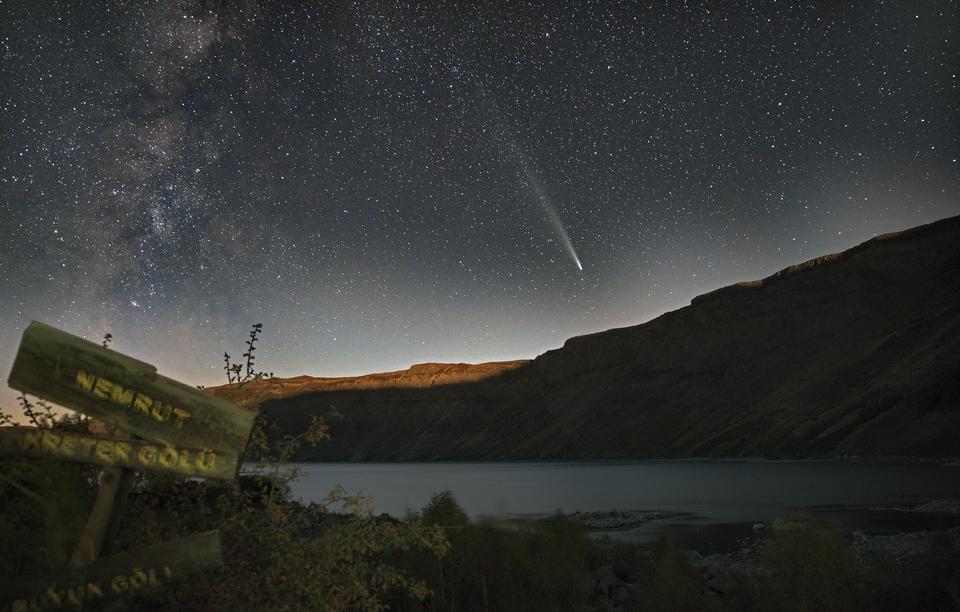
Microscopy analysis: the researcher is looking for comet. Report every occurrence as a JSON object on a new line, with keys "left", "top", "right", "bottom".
{"left": 515, "top": 152, "right": 583, "bottom": 271}
{"left": 501, "top": 128, "right": 583, "bottom": 272}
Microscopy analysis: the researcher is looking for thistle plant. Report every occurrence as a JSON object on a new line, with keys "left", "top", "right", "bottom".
{"left": 224, "top": 323, "right": 273, "bottom": 385}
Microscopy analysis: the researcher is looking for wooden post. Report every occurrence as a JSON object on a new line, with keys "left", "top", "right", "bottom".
{"left": 70, "top": 424, "right": 134, "bottom": 568}
{"left": 1, "top": 322, "right": 253, "bottom": 606}
{"left": 101, "top": 468, "right": 136, "bottom": 556}
{"left": 8, "top": 321, "right": 258, "bottom": 460}
{"left": 2, "top": 531, "right": 223, "bottom": 606}
{"left": 70, "top": 464, "right": 130, "bottom": 568}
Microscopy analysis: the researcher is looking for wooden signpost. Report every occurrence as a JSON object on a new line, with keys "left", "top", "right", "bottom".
{"left": 0, "top": 426, "right": 235, "bottom": 480}
{"left": 0, "top": 531, "right": 223, "bottom": 612}
{"left": 7, "top": 321, "right": 255, "bottom": 462}
{"left": 1, "top": 322, "right": 258, "bottom": 610}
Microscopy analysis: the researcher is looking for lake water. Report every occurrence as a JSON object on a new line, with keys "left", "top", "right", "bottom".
{"left": 278, "top": 461, "right": 960, "bottom": 531}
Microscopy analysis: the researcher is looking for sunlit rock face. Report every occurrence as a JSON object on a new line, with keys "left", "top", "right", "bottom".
{"left": 206, "top": 361, "right": 529, "bottom": 409}
{"left": 214, "top": 215, "right": 960, "bottom": 461}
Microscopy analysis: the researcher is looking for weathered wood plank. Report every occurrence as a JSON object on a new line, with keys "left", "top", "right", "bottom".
{"left": 0, "top": 531, "right": 223, "bottom": 610}
{"left": 7, "top": 322, "right": 257, "bottom": 459}
{"left": 70, "top": 463, "right": 128, "bottom": 569}
{"left": 0, "top": 426, "right": 238, "bottom": 480}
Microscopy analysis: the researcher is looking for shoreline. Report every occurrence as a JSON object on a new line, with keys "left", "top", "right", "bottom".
{"left": 489, "top": 500, "right": 960, "bottom": 554}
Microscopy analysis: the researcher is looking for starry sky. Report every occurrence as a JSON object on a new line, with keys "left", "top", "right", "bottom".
{"left": 1, "top": 1, "right": 958, "bottom": 408}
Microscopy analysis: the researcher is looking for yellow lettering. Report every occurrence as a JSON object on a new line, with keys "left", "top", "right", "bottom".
{"left": 86, "top": 582, "right": 103, "bottom": 599}
{"left": 109, "top": 385, "right": 134, "bottom": 407}
{"left": 129, "top": 567, "right": 147, "bottom": 590}
{"left": 151, "top": 402, "right": 172, "bottom": 423}
{"left": 66, "top": 585, "right": 83, "bottom": 605}
{"left": 177, "top": 449, "right": 193, "bottom": 472}
{"left": 20, "top": 429, "right": 41, "bottom": 451}
{"left": 196, "top": 450, "right": 217, "bottom": 472}
{"left": 172, "top": 407, "right": 191, "bottom": 428}
{"left": 41, "top": 431, "right": 62, "bottom": 454}
{"left": 114, "top": 441, "right": 131, "bottom": 462}
{"left": 45, "top": 587, "right": 62, "bottom": 606}
{"left": 137, "top": 445, "right": 157, "bottom": 465}
{"left": 133, "top": 393, "right": 152, "bottom": 416}
{"left": 158, "top": 447, "right": 178, "bottom": 468}
{"left": 110, "top": 575, "right": 128, "bottom": 594}
{"left": 75, "top": 370, "right": 96, "bottom": 392}
{"left": 79, "top": 437, "right": 98, "bottom": 458}
{"left": 93, "top": 377, "right": 112, "bottom": 399}
{"left": 95, "top": 440, "right": 113, "bottom": 462}
{"left": 60, "top": 434, "right": 78, "bottom": 456}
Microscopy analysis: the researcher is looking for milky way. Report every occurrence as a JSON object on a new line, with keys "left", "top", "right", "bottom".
{"left": 1, "top": 1, "right": 958, "bottom": 407}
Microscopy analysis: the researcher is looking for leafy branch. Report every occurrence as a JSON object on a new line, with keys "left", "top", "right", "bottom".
{"left": 224, "top": 323, "right": 273, "bottom": 385}
{"left": 18, "top": 394, "right": 56, "bottom": 429}
{"left": 246, "top": 411, "right": 337, "bottom": 470}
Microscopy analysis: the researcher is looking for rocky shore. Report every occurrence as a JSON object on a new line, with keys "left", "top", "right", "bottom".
{"left": 564, "top": 509, "right": 686, "bottom": 530}
{"left": 573, "top": 501, "right": 960, "bottom": 611}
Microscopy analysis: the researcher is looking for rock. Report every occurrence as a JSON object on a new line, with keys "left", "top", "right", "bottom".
{"left": 579, "top": 574, "right": 596, "bottom": 595}
{"left": 948, "top": 526, "right": 960, "bottom": 548}
{"left": 692, "top": 552, "right": 762, "bottom": 596}
{"left": 569, "top": 509, "right": 681, "bottom": 530}
{"left": 771, "top": 517, "right": 805, "bottom": 531}
{"left": 707, "top": 575, "right": 723, "bottom": 593}
{"left": 752, "top": 522, "right": 765, "bottom": 531}
{"left": 914, "top": 500, "right": 960, "bottom": 515}
{"left": 593, "top": 565, "right": 616, "bottom": 583}
{"left": 597, "top": 576, "right": 621, "bottom": 598}
{"left": 610, "top": 585, "right": 631, "bottom": 602}
{"left": 854, "top": 530, "right": 939, "bottom": 566}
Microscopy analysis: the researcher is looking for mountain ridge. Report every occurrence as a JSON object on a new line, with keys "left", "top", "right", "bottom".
{"left": 210, "top": 215, "right": 960, "bottom": 460}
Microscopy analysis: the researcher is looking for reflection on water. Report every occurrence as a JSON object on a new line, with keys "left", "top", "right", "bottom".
{"left": 270, "top": 461, "right": 960, "bottom": 529}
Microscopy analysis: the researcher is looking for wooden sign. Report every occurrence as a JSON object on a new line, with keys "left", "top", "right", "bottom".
{"left": 0, "top": 426, "right": 235, "bottom": 480}
{"left": 0, "top": 531, "right": 223, "bottom": 611}
{"left": 7, "top": 321, "right": 257, "bottom": 476}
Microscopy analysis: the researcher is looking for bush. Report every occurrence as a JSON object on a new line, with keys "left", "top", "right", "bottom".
{"left": 395, "top": 494, "right": 591, "bottom": 612}
{"left": 420, "top": 491, "right": 469, "bottom": 528}
{"left": 636, "top": 535, "right": 703, "bottom": 612}
{"left": 758, "top": 516, "right": 861, "bottom": 611}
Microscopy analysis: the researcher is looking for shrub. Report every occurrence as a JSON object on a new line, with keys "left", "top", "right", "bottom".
{"left": 758, "top": 516, "right": 860, "bottom": 611}
{"left": 635, "top": 535, "right": 703, "bottom": 612}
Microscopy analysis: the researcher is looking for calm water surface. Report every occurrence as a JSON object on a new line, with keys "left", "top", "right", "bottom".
{"left": 277, "top": 461, "right": 960, "bottom": 527}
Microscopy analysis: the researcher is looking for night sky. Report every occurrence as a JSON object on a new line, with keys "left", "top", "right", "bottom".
{"left": 1, "top": 1, "right": 958, "bottom": 407}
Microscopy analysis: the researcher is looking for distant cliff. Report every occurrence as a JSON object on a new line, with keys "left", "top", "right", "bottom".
{"left": 209, "top": 215, "right": 960, "bottom": 460}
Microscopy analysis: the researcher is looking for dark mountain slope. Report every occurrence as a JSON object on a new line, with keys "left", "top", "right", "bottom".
{"left": 211, "top": 215, "right": 960, "bottom": 460}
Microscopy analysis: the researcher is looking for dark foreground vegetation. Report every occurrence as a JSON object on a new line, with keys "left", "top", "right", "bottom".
{"left": 2, "top": 324, "right": 958, "bottom": 611}
{"left": 3, "top": 430, "right": 959, "bottom": 611}
{"left": 389, "top": 493, "right": 960, "bottom": 612}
